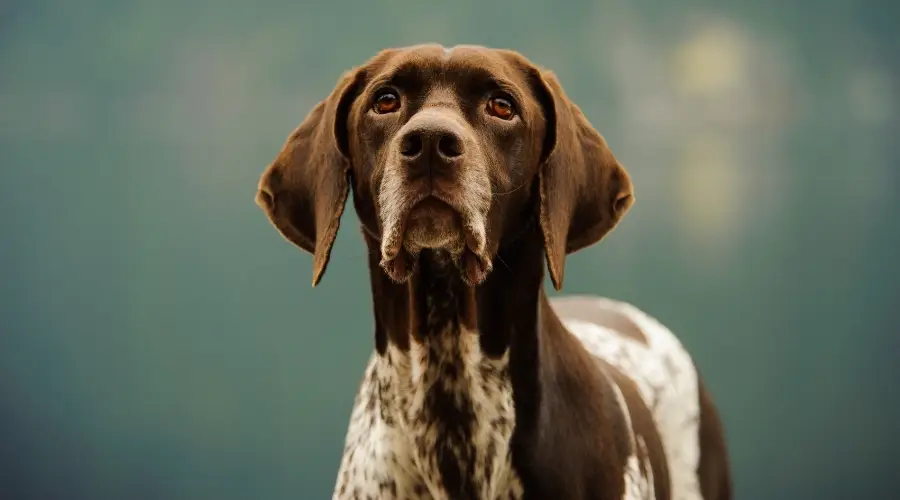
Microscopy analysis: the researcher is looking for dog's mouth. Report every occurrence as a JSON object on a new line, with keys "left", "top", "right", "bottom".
{"left": 379, "top": 195, "right": 491, "bottom": 286}
{"left": 403, "top": 198, "right": 465, "bottom": 252}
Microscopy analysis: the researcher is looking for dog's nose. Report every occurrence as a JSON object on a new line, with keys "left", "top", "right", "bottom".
{"left": 399, "top": 127, "right": 464, "bottom": 161}
{"left": 397, "top": 112, "right": 466, "bottom": 172}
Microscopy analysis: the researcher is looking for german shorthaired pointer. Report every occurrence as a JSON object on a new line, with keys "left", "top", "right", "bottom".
{"left": 256, "top": 44, "right": 732, "bottom": 500}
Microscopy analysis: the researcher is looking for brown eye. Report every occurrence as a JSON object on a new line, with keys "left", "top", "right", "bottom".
{"left": 373, "top": 91, "right": 401, "bottom": 113}
{"left": 487, "top": 96, "right": 515, "bottom": 120}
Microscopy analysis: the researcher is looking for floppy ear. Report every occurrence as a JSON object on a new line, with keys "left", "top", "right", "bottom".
{"left": 255, "top": 68, "right": 364, "bottom": 287}
{"left": 533, "top": 71, "right": 635, "bottom": 291}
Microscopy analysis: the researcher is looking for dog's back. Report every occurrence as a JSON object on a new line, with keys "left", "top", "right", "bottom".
{"left": 552, "top": 296, "right": 732, "bottom": 500}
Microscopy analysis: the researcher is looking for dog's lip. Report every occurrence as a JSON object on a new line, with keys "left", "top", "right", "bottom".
{"left": 379, "top": 194, "right": 492, "bottom": 285}
{"left": 410, "top": 189, "right": 459, "bottom": 214}
{"left": 381, "top": 192, "right": 487, "bottom": 265}
{"left": 382, "top": 191, "right": 459, "bottom": 258}
{"left": 407, "top": 196, "right": 457, "bottom": 221}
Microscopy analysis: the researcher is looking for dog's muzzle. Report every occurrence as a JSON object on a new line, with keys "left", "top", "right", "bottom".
{"left": 377, "top": 110, "right": 493, "bottom": 285}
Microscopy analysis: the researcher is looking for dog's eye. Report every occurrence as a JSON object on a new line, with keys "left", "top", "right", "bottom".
{"left": 486, "top": 95, "right": 515, "bottom": 120}
{"left": 373, "top": 91, "right": 401, "bottom": 114}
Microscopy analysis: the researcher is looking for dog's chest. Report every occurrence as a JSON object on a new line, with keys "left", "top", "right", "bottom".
{"left": 333, "top": 330, "right": 522, "bottom": 500}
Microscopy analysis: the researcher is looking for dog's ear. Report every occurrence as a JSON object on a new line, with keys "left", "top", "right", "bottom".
{"left": 255, "top": 68, "right": 365, "bottom": 286}
{"left": 532, "top": 70, "right": 635, "bottom": 290}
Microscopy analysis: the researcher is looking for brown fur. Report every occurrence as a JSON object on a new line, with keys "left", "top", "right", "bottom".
{"left": 697, "top": 376, "right": 733, "bottom": 500}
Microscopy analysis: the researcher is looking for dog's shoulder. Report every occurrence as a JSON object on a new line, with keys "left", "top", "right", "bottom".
{"left": 551, "top": 295, "right": 706, "bottom": 500}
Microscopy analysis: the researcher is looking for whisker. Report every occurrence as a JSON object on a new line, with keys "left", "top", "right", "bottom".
{"left": 495, "top": 254, "right": 512, "bottom": 273}
{"left": 492, "top": 179, "right": 530, "bottom": 197}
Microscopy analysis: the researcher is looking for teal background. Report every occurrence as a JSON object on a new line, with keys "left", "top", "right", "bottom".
{"left": 1, "top": 1, "right": 898, "bottom": 498}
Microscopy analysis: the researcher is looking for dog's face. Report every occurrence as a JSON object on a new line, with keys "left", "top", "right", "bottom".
{"left": 348, "top": 46, "right": 550, "bottom": 285}
{"left": 256, "top": 44, "right": 634, "bottom": 289}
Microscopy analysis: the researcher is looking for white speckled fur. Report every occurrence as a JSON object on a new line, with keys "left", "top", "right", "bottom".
{"left": 334, "top": 295, "right": 702, "bottom": 500}
{"left": 334, "top": 327, "right": 523, "bottom": 499}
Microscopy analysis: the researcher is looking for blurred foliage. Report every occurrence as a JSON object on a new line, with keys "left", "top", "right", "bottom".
{"left": 1, "top": 1, "right": 898, "bottom": 499}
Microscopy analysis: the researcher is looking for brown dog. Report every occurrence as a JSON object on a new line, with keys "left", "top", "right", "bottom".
{"left": 256, "top": 44, "right": 731, "bottom": 500}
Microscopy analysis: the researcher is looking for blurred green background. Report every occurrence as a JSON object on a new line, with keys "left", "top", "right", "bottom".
{"left": 1, "top": 0, "right": 898, "bottom": 499}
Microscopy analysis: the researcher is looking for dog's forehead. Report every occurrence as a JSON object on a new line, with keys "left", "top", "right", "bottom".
{"left": 373, "top": 44, "right": 525, "bottom": 85}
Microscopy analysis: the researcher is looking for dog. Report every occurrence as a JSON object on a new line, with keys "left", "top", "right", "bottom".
{"left": 256, "top": 44, "right": 732, "bottom": 500}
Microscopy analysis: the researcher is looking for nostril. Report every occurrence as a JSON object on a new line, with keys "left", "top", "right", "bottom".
{"left": 401, "top": 133, "right": 423, "bottom": 157}
{"left": 437, "top": 133, "right": 463, "bottom": 158}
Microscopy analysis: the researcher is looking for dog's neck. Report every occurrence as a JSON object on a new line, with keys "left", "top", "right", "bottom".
{"left": 362, "top": 221, "right": 549, "bottom": 498}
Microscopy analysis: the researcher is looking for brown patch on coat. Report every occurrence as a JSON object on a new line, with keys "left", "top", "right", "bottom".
{"left": 697, "top": 375, "right": 733, "bottom": 500}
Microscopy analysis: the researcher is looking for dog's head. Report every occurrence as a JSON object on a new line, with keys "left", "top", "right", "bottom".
{"left": 256, "top": 45, "right": 634, "bottom": 289}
